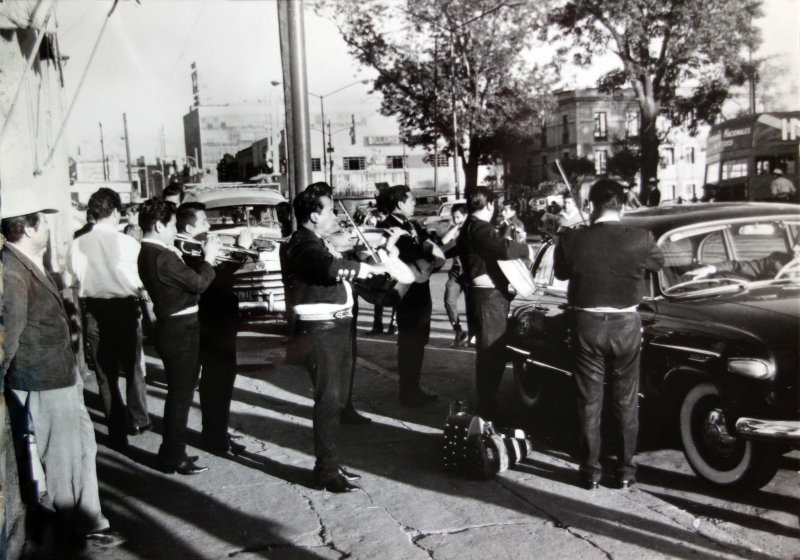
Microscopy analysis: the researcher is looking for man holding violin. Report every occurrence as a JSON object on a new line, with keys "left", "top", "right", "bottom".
{"left": 138, "top": 198, "right": 220, "bottom": 475}
{"left": 175, "top": 202, "right": 253, "bottom": 457}
{"left": 377, "top": 185, "right": 444, "bottom": 408}
{"left": 280, "top": 184, "right": 391, "bottom": 493}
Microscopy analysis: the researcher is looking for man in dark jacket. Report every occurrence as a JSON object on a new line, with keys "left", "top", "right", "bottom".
{"left": 554, "top": 179, "right": 664, "bottom": 490}
{"left": 138, "top": 198, "right": 219, "bottom": 475}
{"left": 376, "top": 185, "right": 444, "bottom": 407}
{"left": 175, "top": 202, "right": 251, "bottom": 456}
{"left": 457, "top": 187, "right": 531, "bottom": 420}
{"left": 2, "top": 196, "right": 123, "bottom": 548}
{"left": 280, "top": 184, "right": 388, "bottom": 493}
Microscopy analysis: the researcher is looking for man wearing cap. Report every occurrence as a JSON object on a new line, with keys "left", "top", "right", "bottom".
{"left": 644, "top": 177, "right": 661, "bottom": 207}
{"left": 2, "top": 197, "right": 124, "bottom": 548}
{"left": 67, "top": 188, "right": 150, "bottom": 450}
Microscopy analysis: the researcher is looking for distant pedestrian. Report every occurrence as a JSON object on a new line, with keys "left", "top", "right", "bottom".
{"left": 644, "top": 177, "right": 661, "bottom": 207}
{"left": 769, "top": 168, "right": 796, "bottom": 200}
{"left": 441, "top": 203, "right": 469, "bottom": 347}
{"left": 554, "top": 179, "right": 664, "bottom": 490}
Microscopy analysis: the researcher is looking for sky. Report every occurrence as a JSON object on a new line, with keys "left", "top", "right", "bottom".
{"left": 55, "top": 0, "right": 799, "bottom": 164}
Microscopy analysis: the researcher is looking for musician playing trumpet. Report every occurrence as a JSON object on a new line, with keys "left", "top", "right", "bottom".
{"left": 176, "top": 202, "right": 253, "bottom": 457}
{"left": 457, "top": 187, "right": 533, "bottom": 422}
{"left": 280, "top": 184, "right": 394, "bottom": 493}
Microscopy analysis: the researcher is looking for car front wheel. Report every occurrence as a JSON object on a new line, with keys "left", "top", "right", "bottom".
{"left": 513, "top": 359, "right": 545, "bottom": 409}
{"left": 679, "top": 382, "right": 779, "bottom": 489}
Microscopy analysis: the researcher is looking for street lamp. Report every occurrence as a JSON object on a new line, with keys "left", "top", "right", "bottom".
{"left": 398, "top": 2, "right": 520, "bottom": 199}
{"left": 309, "top": 79, "right": 369, "bottom": 186}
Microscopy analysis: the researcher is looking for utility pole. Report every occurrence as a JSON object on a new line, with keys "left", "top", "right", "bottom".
{"left": 99, "top": 121, "right": 108, "bottom": 180}
{"left": 319, "top": 96, "right": 327, "bottom": 181}
{"left": 450, "top": 35, "right": 460, "bottom": 199}
{"left": 327, "top": 119, "right": 334, "bottom": 186}
{"left": 123, "top": 112, "right": 133, "bottom": 182}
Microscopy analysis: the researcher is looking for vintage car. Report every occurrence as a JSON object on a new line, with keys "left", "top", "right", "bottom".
{"left": 182, "top": 183, "right": 287, "bottom": 321}
{"left": 420, "top": 200, "right": 466, "bottom": 241}
{"left": 506, "top": 202, "right": 800, "bottom": 488}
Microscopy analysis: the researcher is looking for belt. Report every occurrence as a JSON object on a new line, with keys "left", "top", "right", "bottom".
{"left": 293, "top": 282, "right": 354, "bottom": 321}
{"left": 172, "top": 305, "right": 199, "bottom": 317}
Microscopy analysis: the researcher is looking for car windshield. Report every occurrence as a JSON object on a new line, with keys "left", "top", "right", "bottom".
{"left": 659, "top": 218, "right": 800, "bottom": 295}
{"left": 206, "top": 204, "right": 280, "bottom": 230}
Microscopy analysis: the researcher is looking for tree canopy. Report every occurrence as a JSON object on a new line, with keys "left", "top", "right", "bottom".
{"left": 318, "top": 0, "right": 558, "bottom": 192}
{"left": 550, "top": 0, "right": 763, "bottom": 192}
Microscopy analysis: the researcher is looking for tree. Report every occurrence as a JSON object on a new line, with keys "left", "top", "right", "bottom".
{"left": 550, "top": 0, "right": 763, "bottom": 195}
{"left": 607, "top": 147, "right": 640, "bottom": 188}
{"left": 318, "top": 0, "right": 558, "bottom": 192}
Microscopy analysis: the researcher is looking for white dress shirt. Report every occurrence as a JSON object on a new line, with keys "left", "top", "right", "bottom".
{"left": 69, "top": 222, "right": 143, "bottom": 298}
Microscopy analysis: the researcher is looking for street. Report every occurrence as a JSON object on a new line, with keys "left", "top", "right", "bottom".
{"left": 77, "top": 270, "right": 799, "bottom": 560}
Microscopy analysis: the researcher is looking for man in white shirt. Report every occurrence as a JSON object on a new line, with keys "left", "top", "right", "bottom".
{"left": 69, "top": 188, "right": 150, "bottom": 450}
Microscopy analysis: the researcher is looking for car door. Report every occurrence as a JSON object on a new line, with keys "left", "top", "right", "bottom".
{"left": 524, "top": 243, "right": 573, "bottom": 375}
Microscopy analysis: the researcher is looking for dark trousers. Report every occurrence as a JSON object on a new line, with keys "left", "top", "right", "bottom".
{"left": 155, "top": 314, "right": 201, "bottom": 466}
{"left": 395, "top": 283, "right": 431, "bottom": 395}
{"left": 468, "top": 287, "right": 510, "bottom": 418}
{"left": 198, "top": 319, "right": 237, "bottom": 450}
{"left": 300, "top": 319, "right": 353, "bottom": 481}
{"left": 444, "top": 276, "right": 466, "bottom": 331}
{"left": 84, "top": 297, "right": 149, "bottom": 444}
{"left": 571, "top": 311, "right": 642, "bottom": 481}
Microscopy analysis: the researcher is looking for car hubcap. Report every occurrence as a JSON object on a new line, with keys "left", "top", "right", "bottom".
{"left": 702, "top": 408, "right": 738, "bottom": 455}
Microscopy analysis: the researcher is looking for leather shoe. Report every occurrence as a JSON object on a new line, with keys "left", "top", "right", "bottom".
{"left": 339, "top": 466, "right": 361, "bottom": 482}
{"left": 386, "top": 324, "right": 396, "bottom": 335}
{"left": 415, "top": 388, "right": 439, "bottom": 403}
{"left": 315, "top": 473, "right": 359, "bottom": 493}
{"left": 367, "top": 327, "right": 384, "bottom": 335}
{"left": 341, "top": 407, "right": 373, "bottom": 424}
{"left": 398, "top": 392, "right": 426, "bottom": 408}
{"left": 162, "top": 458, "right": 208, "bottom": 475}
{"left": 85, "top": 529, "right": 126, "bottom": 548}
{"left": 579, "top": 476, "right": 600, "bottom": 490}
{"left": 229, "top": 439, "right": 246, "bottom": 455}
{"left": 618, "top": 478, "right": 635, "bottom": 489}
{"left": 128, "top": 422, "right": 152, "bottom": 436}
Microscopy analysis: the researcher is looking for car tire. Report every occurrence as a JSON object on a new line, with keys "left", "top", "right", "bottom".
{"left": 512, "top": 358, "right": 545, "bottom": 409}
{"left": 679, "top": 382, "right": 779, "bottom": 489}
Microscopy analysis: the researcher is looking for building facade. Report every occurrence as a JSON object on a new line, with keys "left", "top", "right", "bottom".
{"left": 532, "top": 88, "right": 708, "bottom": 202}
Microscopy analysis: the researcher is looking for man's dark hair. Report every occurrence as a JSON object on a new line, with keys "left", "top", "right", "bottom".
{"left": 293, "top": 185, "right": 329, "bottom": 225}
{"left": 139, "top": 197, "right": 176, "bottom": 233}
{"left": 502, "top": 199, "right": 519, "bottom": 212}
{"left": 176, "top": 201, "right": 207, "bottom": 233}
{"left": 306, "top": 182, "right": 333, "bottom": 197}
{"left": 451, "top": 203, "right": 467, "bottom": 217}
{"left": 376, "top": 184, "right": 410, "bottom": 215}
{"left": 88, "top": 187, "right": 122, "bottom": 220}
{"left": 588, "top": 179, "right": 625, "bottom": 213}
{"left": 163, "top": 184, "right": 183, "bottom": 201}
{"left": 466, "top": 186, "right": 496, "bottom": 213}
{"left": 1, "top": 213, "right": 41, "bottom": 243}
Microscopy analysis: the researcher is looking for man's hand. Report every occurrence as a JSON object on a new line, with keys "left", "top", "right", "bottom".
{"left": 236, "top": 228, "right": 254, "bottom": 249}
{"left": 203, "top": 234, "right": 221, "bottom": 264}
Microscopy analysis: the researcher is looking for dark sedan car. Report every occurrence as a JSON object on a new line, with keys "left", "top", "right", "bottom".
{"left": 506, "top": 203, "right": 800, "bottom": 488}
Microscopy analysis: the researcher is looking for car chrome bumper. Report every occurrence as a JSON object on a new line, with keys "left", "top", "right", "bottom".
{"left": 735, "top": 417, "right": 800, "bottom": 444}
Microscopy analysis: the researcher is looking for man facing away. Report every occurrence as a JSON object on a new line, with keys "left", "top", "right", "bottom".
{"left": 377, "top": 185, "right": 443, "bottom": 408}
{"left": 457, "top": 186, "right": 532, "bottom": 420}
{"left": 554, "top": 179, "right": 664, "bottom": 490}
{"left": 68, "top": 187, "right": 150, "bottom": 451}
{"left": 2, "top": 195, "right": 124, "bottom": 549}
{"left": 280, "top": 184, "right": 389, "bottom": 492}
{"left": 137, "top": 198, "right": 220, "bottom": 475}
{"left": 175, "top": 202, "right": 251, "bottom": 456}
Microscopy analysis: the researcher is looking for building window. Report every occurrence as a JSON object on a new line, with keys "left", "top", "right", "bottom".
{"left": 594, "top": 149, "right": 608, "bottom": 174}
{"left": 594, "top": 112, "right": 607, "bottom": 140}
{"left": 428, "top": 153, "right": 448, "bottom": 167}
{"left": 561, "top": 115, "right": 569, "bottom": 144}
{"left": 343, "top": 157, "right": 366, "bottom": 171}
{"left": 311, "top": 158, "right": 321, "bottom": 172}
{"left": 660, "top": 147, "right": 675, "bottom": 167}
{"left": 626, "top": 110, "right": 640, "bottom": 138}
{"left": 386, "top": 155, "right": 405, "bottom": 169}
{"left": 684, "top": 147, "right": 695, "bottom": 164}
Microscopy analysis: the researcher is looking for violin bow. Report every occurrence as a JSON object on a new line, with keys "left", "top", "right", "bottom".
{"left": 337, "top": 201, "right": 381, "bottom": 263}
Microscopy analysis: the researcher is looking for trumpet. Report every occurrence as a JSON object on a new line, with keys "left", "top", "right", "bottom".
{"left": 175, "top": 233, "right": 260, "bottom": 259}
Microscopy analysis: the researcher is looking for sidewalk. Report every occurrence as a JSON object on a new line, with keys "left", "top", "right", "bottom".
{"left": 72, "top": 328, "right": 782, "bottom": 560}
